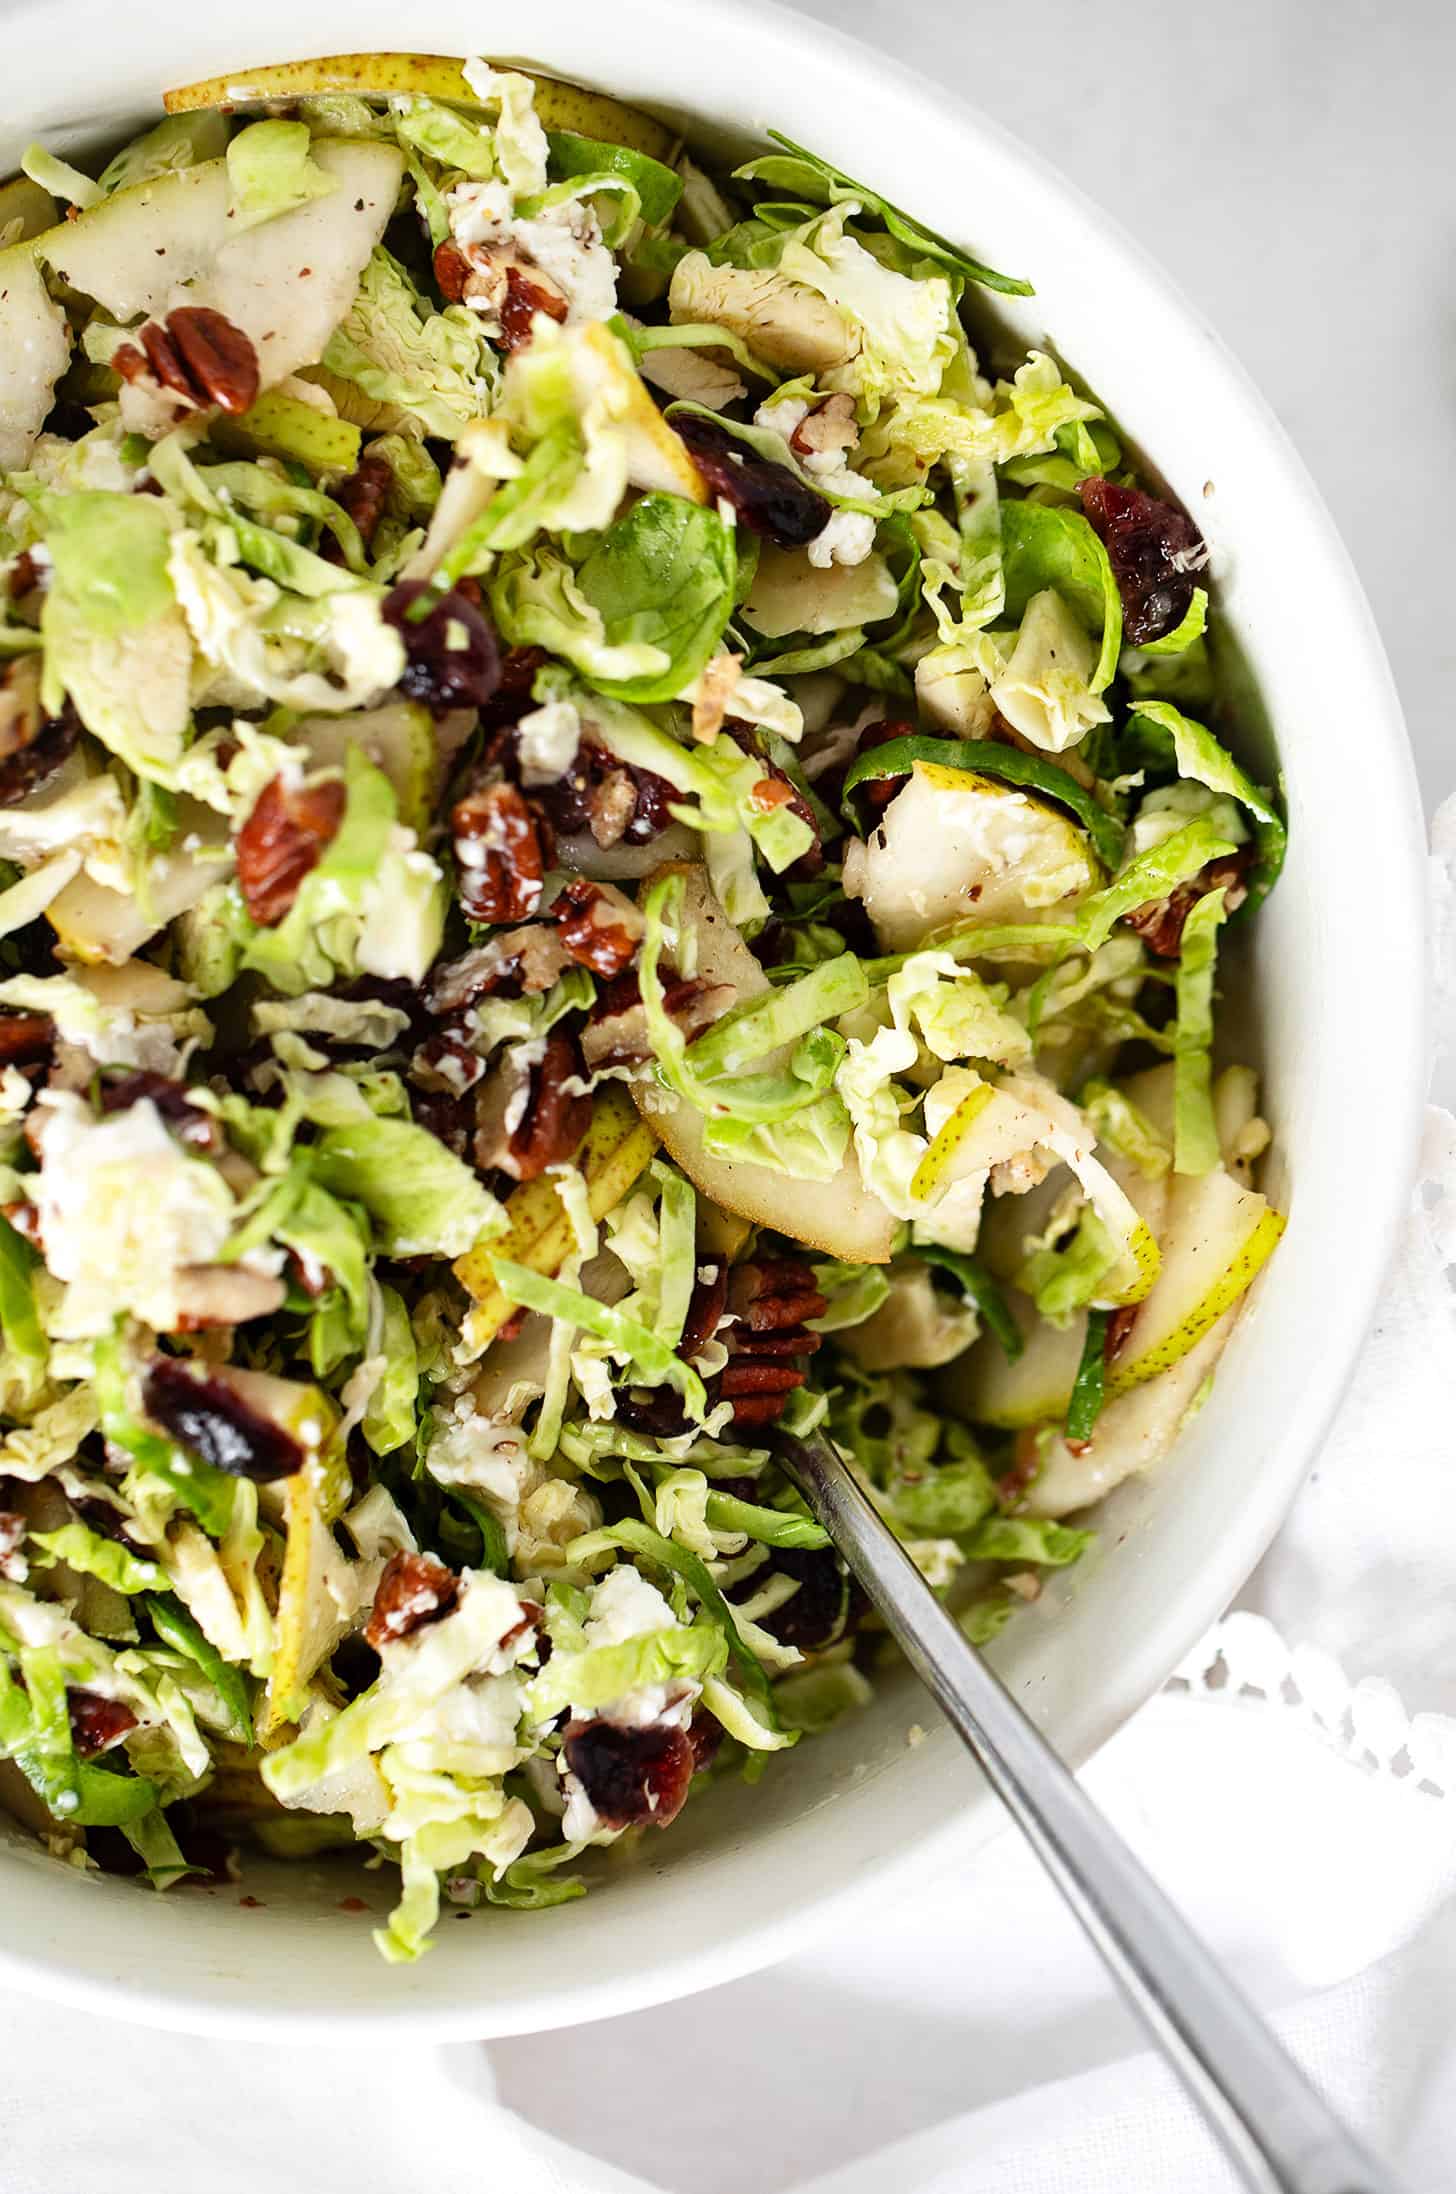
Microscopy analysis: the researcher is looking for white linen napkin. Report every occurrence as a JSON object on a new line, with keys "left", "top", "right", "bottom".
{"left": 2, "top": 809, "right": 1453, "bottom": 2194}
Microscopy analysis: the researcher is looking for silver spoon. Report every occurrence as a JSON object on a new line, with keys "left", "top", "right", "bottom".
{"left": 775, "top": 1431, "right": 1407, "bottom": 2194}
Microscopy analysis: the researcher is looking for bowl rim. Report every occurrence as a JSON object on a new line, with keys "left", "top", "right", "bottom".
{"left": 0, "top": 0, "right": 1430, "bottom": 2040}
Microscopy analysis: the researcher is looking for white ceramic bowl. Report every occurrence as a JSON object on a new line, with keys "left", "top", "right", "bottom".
{"left": 0, "top": 0, "right": 1428, "bottom": 2040}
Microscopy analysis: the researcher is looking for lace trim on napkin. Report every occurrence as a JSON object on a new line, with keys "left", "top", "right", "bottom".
{"left": 1169, "top": 1611, "right": 1456, "bottom": 1798}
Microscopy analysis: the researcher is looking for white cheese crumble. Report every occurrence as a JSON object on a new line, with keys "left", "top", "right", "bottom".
{"left": 517, "top": 698, "right": 582, "bottom": 785}
{"left": 447, "top": 179, "right": 619, "bottom": 331}
{"left": 30, "top": 1093, "right": 237, "bottom": 1339}
{"left": 807, "top": 507, "right": 876, "bottom": 569}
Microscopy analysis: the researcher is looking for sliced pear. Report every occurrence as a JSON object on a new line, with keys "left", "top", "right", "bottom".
{"left": 0, "top": 175, "right": 58, "bottom": 245}
{"left": 569, "top": 319, "right": 708, "bottom": 501}
{"left": 38, "top": 139, "right": 402, "bottom": 393}
{"left": 634, "top": 862, "right": 898, "bottom": 1263}
{"left": 259, "top": 1462, "right": 357, "bottom": 1738}
{"left": 741, "top": 547, "right": 898, "bottom": 641}
{"left": 909, "top": 1079, "right": 995, "bottom": 1201}
{"left": 48, "top": 819, "right": 231, "bottom": 965}
{"left": 975, "top": 1166, "right": 1073, "bottom": 1281}
{"left": 840, "top": 1264, "right": 980, "bottom": 1373}
{"left": 841, "top": 760, "right": 1099, "bottom": 953}
{"left": 1106, "top": 1166, "right": 1284, "bottom": 1396}
{"left": 211, "top": 386, "right": 362, "bottom": 477}
{"left": 940, "top": 1288, "right": 1087, "bottom": 1428}
{"left": 1025, "top": 1319, "right": 1228, "bottom": 1518}
{"left": 0, "top": 241, "right": 72, "bottom": 471}
{"left": 291, "top": 701, "right": 437, "bottom": 829}
{"left": 164, "top": 56, "right": 675, "bottom": 162}
{"left": 456, "top": 1083, "right": 658, "bottom": 1350}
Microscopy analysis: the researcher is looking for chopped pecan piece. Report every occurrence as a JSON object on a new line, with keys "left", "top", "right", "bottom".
{"left": 0, "top": 1012, "right": 53, "bottom": 1069}
{"left": 1123, "top": 851, "right": 1252, "bottom": 959}
{"left": 432, "top": 238, "right": 474, "bottom": 303}
{"left": 452, "top": 777, "right": 552, "bottom": 925}
{"left": 411, "top": 1020, "right": 487, "bottom": 1098}
{"left": 488, "top": 1030, "right": 591, "bottom": 1184}
{"left": 425, "top": 924, "right": 573, "bottom": 1013}
{"left": 236, "top": 774, "right": 347, "bottom": 927}
{"left": 365, "top": 1550, "right": 460, "bottom": 1649}
{"left": 551, "top": 877, "right": 643, "bottom": 979}
{"left": 1103, "top": 1304, "right": 1140, "bottom": 1362}
{"left": 679, "top": 1260, "right": 728, "bottom": 1361}
{"left": 562, "top": 1715, "right": 697, "bottom": 1830}
{"left": 432, "top": 234, "right": 569, "bottom": 350}
{"left": 789, "top": 391, "right": 858, "bottom": 464}
{"left": 579, "top": 971, "right": 732, "bottom": 1072}
{"left": 115, "top": 307, "right": 260, "bottom": 416}
{"left": 0, "top": 1508, "right": 25, "bottom": 1581}
{"left": 68, "top": 1689, "right": 139, "bottom": 1758}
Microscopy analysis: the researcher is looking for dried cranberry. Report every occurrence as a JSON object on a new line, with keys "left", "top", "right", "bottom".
{"left": 365, "top": 1550, "right": 459, "bottom": 1648}
{"left": 323, "top": 453, "right": 394, "bottom": 560}
{"left": 499, "top": 264, "right": 570, "bottom": 352}
{"left": 551, "top": 877, "right": 642, "bottom": 979}
{"left": 98, "top": 1071, "right": 219, "bottom": 1150}
{"left": 1079, "top": 478, "right": 1208, "bottom": 647}
{"left": 503, "top": 1029, "right": 592, "bottom": 1182}
{"left": 68, "top": 1689, "right": 138, "bottom": 1758}
{"left": 562, "top": 1717, "right": 697, "bottom": 1830}
{"left": 0, "top": 700, "right": 80, "bottom": 808}
{"left": 737, "top": 1544, "right": 864, "bottom": 1653}
{"left": 383, "top": 580, "right": 501, "bottom": 717}
{"left": 142, "top": 1359, "right": 305, "bottom": 1483}
{"left": 672, "top": 411, "right": 832, "bottom": 546}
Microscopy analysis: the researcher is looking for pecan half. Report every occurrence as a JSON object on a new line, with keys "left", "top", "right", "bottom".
{"left": 718, "top": 1258, "right": 827, "bottom": 1430}
{"left": 499, "top": 263, "right": 571, "bottom": 352}
{"left": 236, "top": 773, "right": 347, "bottom": 927}
{"left": 551, "top": 877, "right": 643, "bottom": 979}
{"left": 452, "top": 777, "right": 552, "bottom": 925}
{"left": 365, "top": 1550, "right": 459, "bottom": 1649}
{"left": 1123, "top": 851, "right": 1252, "bottom": 959}
{"left": 68, "top": 1689, "right": 139, "bottom": 1759}
{"left": 115, "top": 307, "right": 260, "bottom": 416}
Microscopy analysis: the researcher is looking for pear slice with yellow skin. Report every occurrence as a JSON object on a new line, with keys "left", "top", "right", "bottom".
{"left": 210, "top": 386, "right": 362, "bottom": 478}
{"left": 162, "top": 53, "right": 677, "bottom": 163}
{"left": 455, "top": 1083, "right": 658, "bottom": 1351}
{"left": 260, "top": 1461, "right": 356, "bottom": 1739}
{"left": 1106, "top": 1168, "right": 1284, "bottom": 1397}
{"left": 910, "top": 1080, "right": 995, "bottom": 1201}
{"left": 569, "top": 319, "right": 708, "bottom": 502}
{"left": 0, "top": 175, "right": 57, "bottom": 245}
{"left": 633, "top": 862, "right": 899, "bottom": 1264}
{"left": 1025, "top": 1318, "right": 1229, "bottom": 1519}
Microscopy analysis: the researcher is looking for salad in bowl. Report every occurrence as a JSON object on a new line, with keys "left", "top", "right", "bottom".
{"left": 0, "top": 54, "right": 1284, "bottom": 1962}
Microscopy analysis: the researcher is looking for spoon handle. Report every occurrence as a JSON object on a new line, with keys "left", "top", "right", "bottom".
{"left": 778, "top": 1434, "right": 1406, "bottom": 2194}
